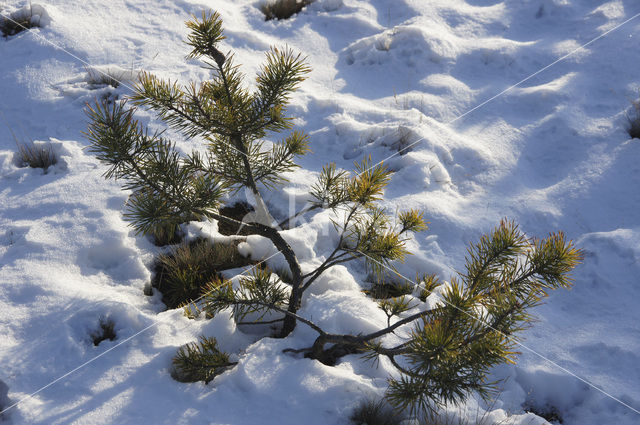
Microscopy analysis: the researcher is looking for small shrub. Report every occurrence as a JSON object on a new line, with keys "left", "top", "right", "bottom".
{"left": 1, "top": 4, "right": 49, "bottom": 38}
{"left": 626, "top": 99, "right": 640, "bottom": 139}
{"left": 152, "top": 238, "right": 254, "bottom": 309}
{"left": 350, "top": 398, "right": 405, "bottom": 425}
{"left": 90, "top": 318, "right": 116, "bottom": 346}
{"left": 172, "top": 336, "right": 236, "bottom": 383}
{"left": 351, "top": 399, "right": 519, "bottom": 425}
{"left": 260, "top": 0, "right": 314, "bottom": 20}
{"left": 15, "top": 141, "right": 57, "bottom": 171}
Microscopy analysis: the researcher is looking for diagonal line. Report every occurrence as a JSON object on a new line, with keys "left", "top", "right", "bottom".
{"left": 0, "top": 321, "right": 157, "bottom": 416}
{"left": 357, "top": 250, "right": 640, "bottom": 416}
{"left": 0, "top": 11, "right": 251, "bottom": 162}
{"left": 358, "top": 11, "right": 640, "bottom": 176}
{"left": 0, "top": 249, "right": 281, "bottom": 416}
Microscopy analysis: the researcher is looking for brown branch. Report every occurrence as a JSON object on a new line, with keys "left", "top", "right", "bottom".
{"left": 230, "top": 299, "right": 325, "bottom": 336}
{"left": 277, "top": 204, "right": 321, "bottom": 229}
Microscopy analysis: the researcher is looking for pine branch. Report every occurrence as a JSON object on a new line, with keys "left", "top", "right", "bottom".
{"left": 185, "top": 11, "right": 226, "bottom": 65}
{"left": 250, "top": 47, "right": 310, "bottom": 133}
{"left": 172, "top": 336, "right": 237, "bottom": 384}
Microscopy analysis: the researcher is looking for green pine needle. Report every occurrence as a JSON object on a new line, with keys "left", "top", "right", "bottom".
{"left": 172, "top": 336, "right": 235, "bottom": 383}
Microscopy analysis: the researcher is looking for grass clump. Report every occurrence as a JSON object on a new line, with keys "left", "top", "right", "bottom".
{"left": 417, "top": 273, "right": 440, "bottom": 301}
{"left": 260, "top": 0, "right": 314, "bottom": 20}
{"left": 1, "top": 12, "right": 35, "bottom": 37}
{"left": 350, "top": 399, "right": 405, "bottom": 425}
{"left": 172, "top": 336, "right": 237, "bottom": 383}
{"left": 85, "top": 66, "right": 138, "bottom": 90}
{"left": 152, "top": 238, "right": 254, "bottom": 309}
{"left": 86, "top": 67, "right": 123, "bottom": 89}
{"left": 15, "top": 141, "right": 57, "bottom": 171}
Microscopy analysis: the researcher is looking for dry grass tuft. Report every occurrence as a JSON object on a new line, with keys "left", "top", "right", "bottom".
{"left": 86, "top": 67, "right": 123, "bottom": 89}
{"left": 16, "top": 141, "right": 57, "bottom": 171}
{"left": 85, "top": 66, "right": 138, "bottom": 89}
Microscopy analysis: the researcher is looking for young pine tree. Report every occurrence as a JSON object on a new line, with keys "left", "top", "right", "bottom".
{"left": 86, "top": 11, "right": 581, "bottom": 416}
{"left": 86, "top": 10, "right": 418, "bottom": 337}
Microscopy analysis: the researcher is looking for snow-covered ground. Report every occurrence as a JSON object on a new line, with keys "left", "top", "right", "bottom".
{"left": 1, "top": 0, "right": 639, "bottom": 424}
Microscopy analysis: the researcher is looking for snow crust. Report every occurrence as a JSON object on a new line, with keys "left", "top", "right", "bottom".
{"left": 1, "top": 0, "right": 639, "bottom": 424}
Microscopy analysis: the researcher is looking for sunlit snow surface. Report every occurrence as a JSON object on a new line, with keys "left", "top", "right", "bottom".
{"left": 1, "top": 0, "right": 639, "bottom": 424}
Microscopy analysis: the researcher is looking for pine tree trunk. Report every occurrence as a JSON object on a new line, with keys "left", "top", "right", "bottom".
{"left": 240, "top": 221, "right": 303, "bottom": 337}
{"left": 228, "top": 134, "right": 303, "bottom": 337}
{"left": 279, "top": 299, "right": 300, "bottom": 337}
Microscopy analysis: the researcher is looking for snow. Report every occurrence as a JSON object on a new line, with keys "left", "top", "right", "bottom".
{"left": 1, "top": 0, "right": 640, "bottom": 424}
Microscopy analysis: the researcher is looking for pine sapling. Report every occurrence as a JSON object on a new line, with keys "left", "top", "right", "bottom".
{"left": 86, "top": 11, "right": 582, "bottom": 415}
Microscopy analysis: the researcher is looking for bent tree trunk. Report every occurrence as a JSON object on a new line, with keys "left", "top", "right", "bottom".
{"left": 211, "top": 212, "right": 303, "bottom": 337}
